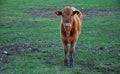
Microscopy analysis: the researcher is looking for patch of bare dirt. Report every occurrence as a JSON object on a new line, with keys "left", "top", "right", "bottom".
{"left": 92, "top": 46, "right": 119, "bottom": 54}
{"left": 25, "top": 8, "right": 120, "bottom": 18}
{"left": 77, "top": 61, "right": 120, "bottom": 73}
{"left": 0, "top": 44, "right": 40, "bottom": 54}
{"left": 82, "top": 8, "right": 120, "bottom": 18}
{"left": 0, "top": 44, "right": 40, "bottom": 72}
{"left": 25, "top": 8, "right": 57, "bottom": 18}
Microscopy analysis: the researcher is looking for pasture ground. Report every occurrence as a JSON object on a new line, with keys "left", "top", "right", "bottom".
{"left": 0, "top": 0, "right": 120, "bottom": 74}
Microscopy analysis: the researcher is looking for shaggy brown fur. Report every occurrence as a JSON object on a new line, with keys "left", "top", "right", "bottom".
{"left": 55, "top": 7, "right": 82, "bottom": 66}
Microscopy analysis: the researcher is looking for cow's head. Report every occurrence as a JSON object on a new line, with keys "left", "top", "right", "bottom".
{"left": 55, "top": 7, "right": 80, "bottom": 33}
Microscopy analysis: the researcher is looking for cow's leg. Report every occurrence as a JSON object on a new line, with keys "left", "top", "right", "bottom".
{"left": 70, "top": 40, "right": 76, "bottom": 67}
{"left": 62, "top": 40, "right": 68, "bottom": 66}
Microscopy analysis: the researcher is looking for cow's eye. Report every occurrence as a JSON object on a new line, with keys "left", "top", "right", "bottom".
{"left": 71, "top": 14, "right": 73, "bottom": 16}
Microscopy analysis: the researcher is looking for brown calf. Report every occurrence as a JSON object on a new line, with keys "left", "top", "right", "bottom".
{"left": 55, "top": 7, "right": 82, "bottom": 67}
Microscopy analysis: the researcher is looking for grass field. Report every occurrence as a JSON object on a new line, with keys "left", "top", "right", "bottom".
{"left": 0, "top": 0, "right": 120, "bottom": 74}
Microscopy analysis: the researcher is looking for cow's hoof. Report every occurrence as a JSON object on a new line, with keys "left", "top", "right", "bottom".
{"left": 63, "top": 60, "right": 68, "bottom": 66}
{"left": 70, "top": 60, "right": 74, "bottom": 67}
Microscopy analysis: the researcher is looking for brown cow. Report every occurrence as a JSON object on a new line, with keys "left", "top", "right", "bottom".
{"left": 55, "top": 7, "right": 82, "bottom": 67}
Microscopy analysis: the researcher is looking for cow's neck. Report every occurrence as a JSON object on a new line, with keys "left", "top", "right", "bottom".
{"left": 65, "top": 26, "right": 75, "bottom": 37}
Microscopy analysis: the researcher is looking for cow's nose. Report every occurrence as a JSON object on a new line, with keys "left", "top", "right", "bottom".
{"left": 65, "top": 23, "right": 71, "bottom": 27}
{"left": 66, "top": 20, "right": 69, "bottom": 23}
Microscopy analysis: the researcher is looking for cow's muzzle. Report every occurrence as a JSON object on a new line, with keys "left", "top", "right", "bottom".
{"left": 65, "top": 23, "right": 72, "bottom": 27}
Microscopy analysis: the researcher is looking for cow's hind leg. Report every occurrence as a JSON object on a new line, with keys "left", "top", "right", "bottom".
{"left": 70, "top": 41, "right": 76, "bottom": 67}
{"left": 62, "top": 40, "right": 68, "bottom": 66}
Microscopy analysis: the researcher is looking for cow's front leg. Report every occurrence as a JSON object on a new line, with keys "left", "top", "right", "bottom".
{"left": 70, "top": 40, "right": 76, "bottom": 67}
{"left": 62, "top": 40, "right": 68, "bottom": 66}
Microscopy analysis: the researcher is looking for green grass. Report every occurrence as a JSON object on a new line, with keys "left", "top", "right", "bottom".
{"left": 0, "top": 0, "right": 120, "bottom": 74}
{"left": 0, "top": 0, "right": 120, "bottom": 9}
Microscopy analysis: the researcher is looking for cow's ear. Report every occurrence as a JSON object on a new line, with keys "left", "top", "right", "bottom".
{"left": 72, "top": 10, "right": 79, "bottom": 16}
{"left": 55, "top": 10, "right": 62, "bottom": 16}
